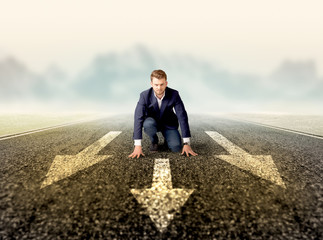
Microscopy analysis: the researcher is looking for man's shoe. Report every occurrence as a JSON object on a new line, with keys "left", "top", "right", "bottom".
{"left": 150, "top": 143, "right": 158, "bottom": 152}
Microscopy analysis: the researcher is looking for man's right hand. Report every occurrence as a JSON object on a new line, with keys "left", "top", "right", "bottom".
{"left": 128, "top": 146, "right": 145, "bottom": 159}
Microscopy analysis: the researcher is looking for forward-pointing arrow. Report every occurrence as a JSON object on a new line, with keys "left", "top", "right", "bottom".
{"left": 131, "top": 158, "right": 194, "bottom": 233}
{"left": 205, "top": 131, "right": 285, "bottom": 188}
{"left": 41, "top": 131, "right": 122, "bottom": 188}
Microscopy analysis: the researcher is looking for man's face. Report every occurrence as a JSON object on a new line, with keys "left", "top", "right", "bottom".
{"left": 151, "top": 77, "right": 168, "bottom": 97}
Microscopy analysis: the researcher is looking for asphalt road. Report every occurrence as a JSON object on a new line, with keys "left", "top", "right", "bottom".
{"left": 0, "top": 114, "right": 322, "bottom": 239}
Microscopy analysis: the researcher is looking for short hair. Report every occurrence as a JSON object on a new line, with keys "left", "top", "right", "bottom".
{"left": 150, "top": 69, "right": 167, "bottom": 81}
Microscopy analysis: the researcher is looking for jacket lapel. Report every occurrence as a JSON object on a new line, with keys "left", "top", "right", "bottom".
{"left": 159, "top": 88, "right": 169, "bottom": 117}
{"left": 149, "top": 90, "right": 160, "bottom": 114}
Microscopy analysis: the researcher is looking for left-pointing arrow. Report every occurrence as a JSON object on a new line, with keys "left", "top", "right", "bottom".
{"left": 41, "top": 131, "right": 122, "bottom": 188}
{"left": 131, "top": 158, "right": 194, "bottom": 233}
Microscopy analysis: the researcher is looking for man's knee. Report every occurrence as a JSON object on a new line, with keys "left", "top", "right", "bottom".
{"left": 163, "top": 129, "right": 181, "bottom": 152}
{"left": 166, "top": 137, "right": 182, "bottom": 152}
{"left": 143, "top": 117, "right": 157, "bottom": 131}
{"left": 168, "top": 142, "right": 182, "bottom": 152}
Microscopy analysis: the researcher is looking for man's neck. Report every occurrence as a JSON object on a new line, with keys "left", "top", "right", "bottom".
{"left": 154, "top": 91, "right": 165, "bottom": 100}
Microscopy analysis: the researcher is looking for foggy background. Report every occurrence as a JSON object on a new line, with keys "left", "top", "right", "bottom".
{"left": 1, "top": 0, "right": 322, "bottom": 114}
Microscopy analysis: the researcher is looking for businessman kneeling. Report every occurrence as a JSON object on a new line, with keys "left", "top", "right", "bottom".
{"left": 128, "top": 69, "right": 198, "bottom": 158}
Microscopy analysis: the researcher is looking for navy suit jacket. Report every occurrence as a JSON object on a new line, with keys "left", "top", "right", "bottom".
{"left": 133, "top": 87, "right": 191, "bottom": 140}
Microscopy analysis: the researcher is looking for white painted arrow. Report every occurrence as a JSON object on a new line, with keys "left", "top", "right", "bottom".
{"left": 205, "top": 131, "right": 286, "bottom": 188}
{"left": 41, "top": 131, "right": 122, "bottom": 188}
{"left": 131, "top": 158, "right": 194, "bottom": 233}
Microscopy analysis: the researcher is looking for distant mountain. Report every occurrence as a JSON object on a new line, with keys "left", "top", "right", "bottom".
{"left": 73, "top": 45, "right": 153, "bottom": 102}
{"left": 0, "top": 57, "right": 37, "bottom": 100}
{"left": 1, "top": 45, "right": 322, "bottom": 113}
{"left": 0, "top": 57, "right": 70, "bottom": 103}
{"left": 266, "top": 60, "right": 321, "bottom": 98}
{"left": 32, "top": 64, "right": 70, "bottom": 100}
{"left": 71, "top": 45, "right": 269, "bottom": 111}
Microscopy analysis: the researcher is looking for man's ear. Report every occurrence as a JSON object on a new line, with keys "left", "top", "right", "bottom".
{"left": 150, "top": 81, "right": 153, "bottom": 87}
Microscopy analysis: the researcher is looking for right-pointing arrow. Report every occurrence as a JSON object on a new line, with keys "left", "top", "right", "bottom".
{"left": 205, "top": 131, "right": 286, "bottom": 188}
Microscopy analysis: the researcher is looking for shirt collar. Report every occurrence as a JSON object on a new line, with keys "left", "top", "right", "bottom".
{"left": 153, "top": 91, "right": 165, "bottom": 101}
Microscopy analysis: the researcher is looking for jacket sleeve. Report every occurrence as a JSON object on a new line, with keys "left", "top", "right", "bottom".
{"left": 133, "top": 93, "right": 146, "bottom": 139}
{"left": 174, "top": 92, "right": 191, "bottom": 138}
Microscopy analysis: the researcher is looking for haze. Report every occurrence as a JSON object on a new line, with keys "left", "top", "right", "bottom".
{"left": 0, "top": 0, "right": 322, "bottom": 114}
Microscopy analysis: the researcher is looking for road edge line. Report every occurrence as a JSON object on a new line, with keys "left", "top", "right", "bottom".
{"left": 229, "top": 118, "right": 323, "bottom": 140}
{"left": 0, "top": 116, "right": 107, "bottom": 141}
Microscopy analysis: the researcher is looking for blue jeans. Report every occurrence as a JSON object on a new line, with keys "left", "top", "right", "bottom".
{"left": 143, "top": 117, "right": 182, "bottom": 152}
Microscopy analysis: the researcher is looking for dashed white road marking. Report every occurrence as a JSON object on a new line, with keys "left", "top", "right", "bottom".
{"left": 41, "top": 131, "right": 122, "bottom": 188}
{"left": 205, "top": 131, "right": 286, "bottom": 188}
{"left": 131, "top": 158, "right": 194, "bottom": 233}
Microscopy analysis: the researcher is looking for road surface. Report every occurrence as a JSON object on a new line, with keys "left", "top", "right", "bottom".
{"left": 0, "top": 114, "right": 322, "bottom": 239}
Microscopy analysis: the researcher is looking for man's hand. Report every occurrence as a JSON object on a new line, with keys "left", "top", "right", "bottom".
{"left": 128, "top": 145, "right": 145, "bottom": 159}
{"left": 181, "top": 145, "right": 198, "bottom": 157}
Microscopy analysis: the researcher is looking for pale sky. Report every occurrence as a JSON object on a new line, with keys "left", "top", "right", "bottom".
{"left": 1, "top": 0, "right": 323, "bottom": 76}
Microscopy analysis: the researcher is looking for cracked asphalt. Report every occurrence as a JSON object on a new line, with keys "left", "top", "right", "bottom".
{"left": 0, "top": 114, "right": 322, "bottom": 239}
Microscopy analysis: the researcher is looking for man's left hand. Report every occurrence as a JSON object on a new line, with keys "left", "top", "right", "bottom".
{"left": 181, "top": 145, "right": 198, "bottom": 157}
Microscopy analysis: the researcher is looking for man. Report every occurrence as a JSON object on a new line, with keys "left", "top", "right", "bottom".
{"left": 128, "top": 69, "right": 198, "bottom": 158}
